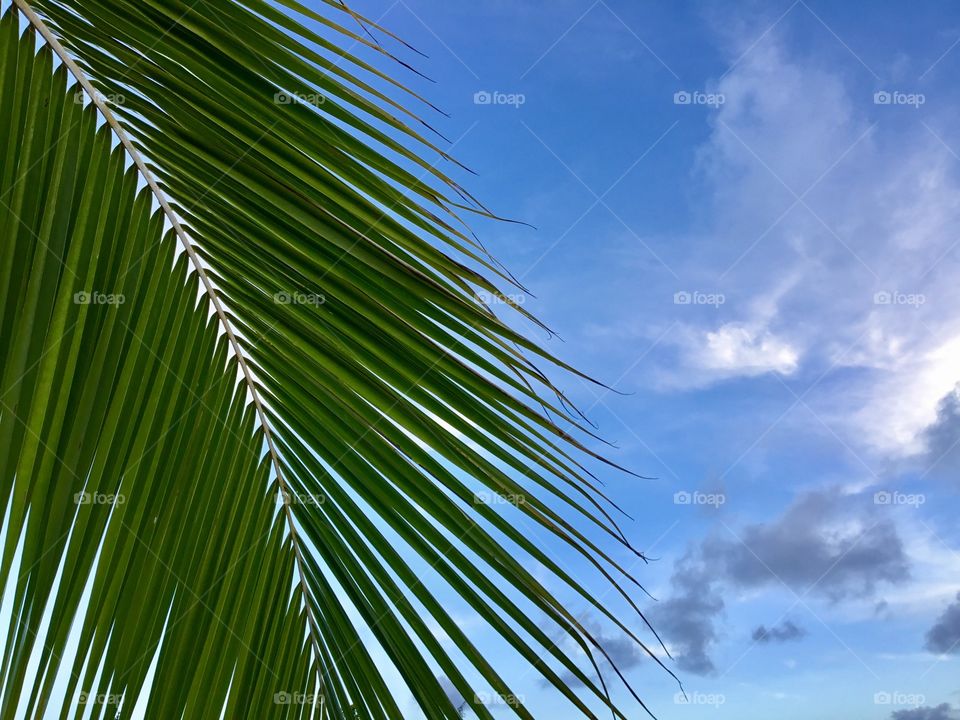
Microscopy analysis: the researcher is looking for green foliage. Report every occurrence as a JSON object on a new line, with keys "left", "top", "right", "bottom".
{"left": 0, "top": 1, "right": 669, "bottom": 717}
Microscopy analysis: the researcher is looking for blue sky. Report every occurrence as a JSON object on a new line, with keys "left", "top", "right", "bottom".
{"left": 318, "top": 1, "right": 960, "bottom": 718}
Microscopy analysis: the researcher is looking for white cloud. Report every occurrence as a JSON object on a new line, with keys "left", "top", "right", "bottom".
{"left": 847, "top": 336, "right": 960, "bottom": 456}
{"left": 693, "top": 323, "right": 799, "bottom": 376}
{"left": 645, "top": 30, "right": 960, "bottom": 459}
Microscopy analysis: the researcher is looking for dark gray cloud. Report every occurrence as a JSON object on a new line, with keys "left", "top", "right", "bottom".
{"left": 751, "top": 619, "right": 806, "bottom": 643}
{"left": 653, "top": 488, "right": 910, "bottom": 676}
{"left": 891, "top": 704, "right": 958, "bottom": 720}
{"left": 703, "top": 488, "right": 910, "bottom": 601}
{"left": 594, "top": 627, "right": 645, "bottom": 672}
{"left": 650, "top": 553, "right": 723, "bottom": 676}
{"left": 921, "top": 384, "right": 960, "bottom": 477}
{"left": 925, "top": 592, "right": 960, "bottom": 655}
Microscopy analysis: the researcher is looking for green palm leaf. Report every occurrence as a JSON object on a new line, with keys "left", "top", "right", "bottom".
{"left": 0, "top": 1, "right": 674, "bottom": 717}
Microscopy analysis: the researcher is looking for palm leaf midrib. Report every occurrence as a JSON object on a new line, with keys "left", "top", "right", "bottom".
{"left": 12, "top": 0, "right": 329, "bottom": 676}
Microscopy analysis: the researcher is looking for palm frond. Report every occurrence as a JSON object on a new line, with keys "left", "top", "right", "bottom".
{"left": 0, "top": 22, "right": 315, "bottom": 717}
{"left": 0, "top": 1, "right": 673, "bottom": 717}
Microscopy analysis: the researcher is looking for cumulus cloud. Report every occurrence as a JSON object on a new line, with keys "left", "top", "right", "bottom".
{"left": 654, "top": 488, "right": 909, "bottom": 674}
{"left": 751, "top": 620, "right": 806, "bottom": 644}
{"left": 925, "top": 592, "right": 960, "bottom": 655}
